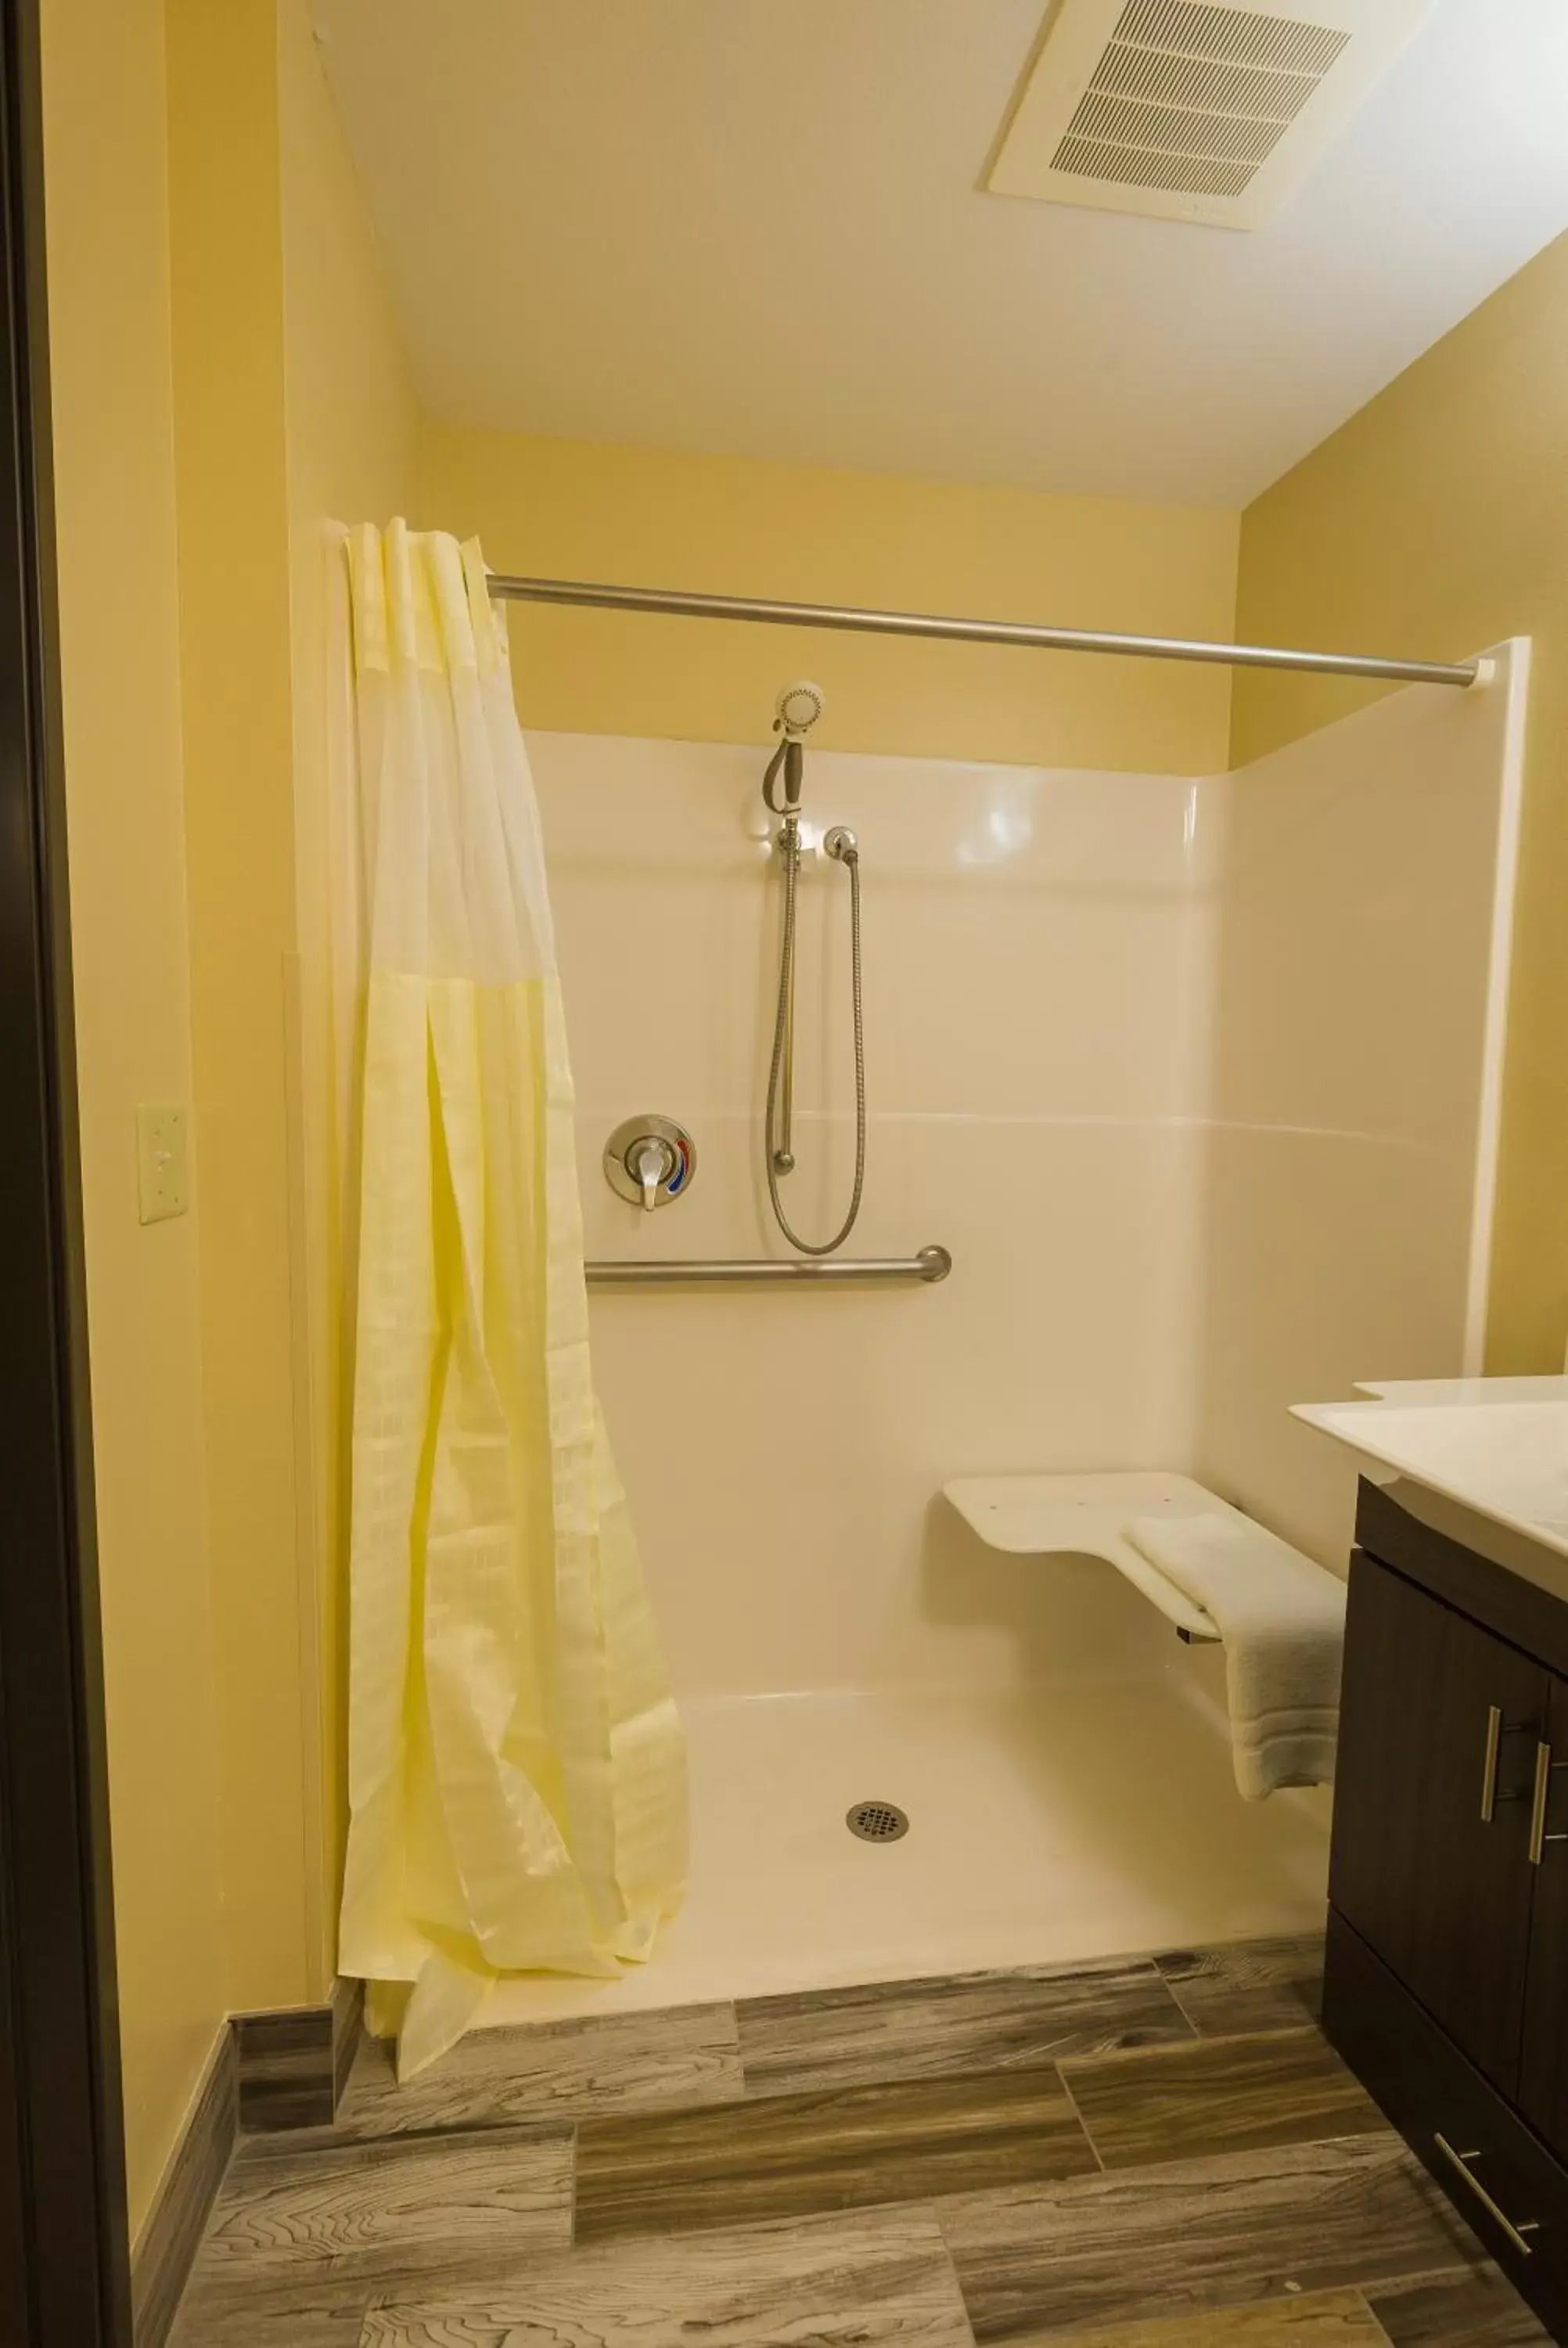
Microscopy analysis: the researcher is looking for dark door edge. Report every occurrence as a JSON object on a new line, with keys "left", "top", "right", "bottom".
{"left": 0, "top": 0, "right": 131, "bottom": 2339}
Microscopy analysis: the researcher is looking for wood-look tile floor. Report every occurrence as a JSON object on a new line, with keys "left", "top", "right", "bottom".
{"left": 168, "top": 1933, "right": 1553, "bottom": 2348}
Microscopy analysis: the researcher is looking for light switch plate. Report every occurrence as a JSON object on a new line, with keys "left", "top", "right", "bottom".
{"left": 136, "top": 1102, "right": 189, "bottom": 1223}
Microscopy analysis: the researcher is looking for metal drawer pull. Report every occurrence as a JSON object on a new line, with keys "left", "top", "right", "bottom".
{"left": 1480, "top": 1705, "right": 1533, "bottom": 1821}
{"left": 1530, "top": 1742, "right": 1550, "bottom": 1864}
{"left": 1483, "top": 1719, "right": 1530, "bottom": 1822}
{"left": 1527, "top": 1741, "right": 1568, "bottom": 1864}
{"left": 1482, "top": 1705, "right": 1504, "bottom": 1820}
{"left": 1435, "top": 2134, "right": 1541, "bottom": 2256}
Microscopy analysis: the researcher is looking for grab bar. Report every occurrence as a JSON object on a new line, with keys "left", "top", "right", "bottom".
{"left": 585, "top": 1245, "right": 952, "bottom": 1287}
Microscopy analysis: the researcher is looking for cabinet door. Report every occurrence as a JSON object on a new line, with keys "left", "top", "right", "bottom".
{"left": 1331, "top": 1548, "right": 1545, "bottom": 2096}
{"left": 1519, "top": 1668, "right": 1568, "bottom": 2157}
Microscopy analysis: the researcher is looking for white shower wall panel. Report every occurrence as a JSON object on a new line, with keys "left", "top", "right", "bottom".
{"left": 527, "top": 733, "right": 1207, "bottom": 1698}
{"left": 1192, "top": 640, "right": 1527, "bottom": 1568}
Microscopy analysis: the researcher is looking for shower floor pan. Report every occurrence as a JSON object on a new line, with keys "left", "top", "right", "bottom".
{"left": 482, "top": 1675, "right": 1329, "bottom": 2030}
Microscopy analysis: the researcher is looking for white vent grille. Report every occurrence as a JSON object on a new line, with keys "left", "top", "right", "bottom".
{"left": 1052, "top": 2, "right": 1348, "bottom": 199}
{"left": 1115, "top": 0, "right": 1347, "bottom": 75}
{"left": 989, "top": 0, "right": 1434, "bottom": 230}
{"left": 1054, "top": 137, "right": 1257, "bottom": 198}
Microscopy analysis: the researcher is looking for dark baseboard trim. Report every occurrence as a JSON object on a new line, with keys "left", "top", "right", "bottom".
{"left": 130, "top": 1980, "right": 362, "bottom": 2344}
{"left": 236, "top": 1976, "right": 364, "bottom": 2134}
{"left": 129, "top": 2025, "right": 236, "bottom": 2348}
{"left": 332, "top": 1974, "right": 365, "bottom": 2108}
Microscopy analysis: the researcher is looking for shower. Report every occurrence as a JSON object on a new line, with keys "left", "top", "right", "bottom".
{"left": 761, "top": 682, "right": 867, "bottom": 1255}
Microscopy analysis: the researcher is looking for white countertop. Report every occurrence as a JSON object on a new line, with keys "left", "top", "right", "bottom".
{"left": 1293, "top": 1376, "right": 1568, "bottom": 1590}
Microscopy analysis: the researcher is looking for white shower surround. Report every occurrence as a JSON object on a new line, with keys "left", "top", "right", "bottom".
{"left": 483, "top": 639, "right": 1525, "bottom": 2022}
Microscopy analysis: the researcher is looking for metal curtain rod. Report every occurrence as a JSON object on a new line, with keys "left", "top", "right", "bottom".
{"left": 585, "top": 1246, "right": 952, "bottom": 1287}
{"left": 487, "top": 574, "right": 1480, "bottom": 689}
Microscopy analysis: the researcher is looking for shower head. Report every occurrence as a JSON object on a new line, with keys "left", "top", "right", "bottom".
{"left": 763, "top": 681, "right": 825, "bottom": 815}
{"left": 774, "top": 680, "right": 825, "bottom": 740}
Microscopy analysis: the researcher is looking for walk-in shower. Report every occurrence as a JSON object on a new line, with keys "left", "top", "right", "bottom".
{"left": 761, "top": 682, "right": 868, "bottom": 1256}
{"left": 475, "top": 576, "right": 1516, "bottom": 2029}
{"left": 492, "top": 632, "right": 1524, "bottom": 2028}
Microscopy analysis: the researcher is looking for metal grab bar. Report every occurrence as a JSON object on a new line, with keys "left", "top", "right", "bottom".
{"left": 585, "top": 1245, "right": 952, "bottom": 1287}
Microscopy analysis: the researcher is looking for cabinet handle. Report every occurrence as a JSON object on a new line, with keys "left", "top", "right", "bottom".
{"left": 1481, "top": 1705, "right": 1504, "bottom": 1820}
{"left": 1435, "top": 2134, "right": 1541, "bottom": 2256}
{"left": 1480, "top": 1706, "right": 1532, "bottom": 1821}
{"left": 1530, "top": 1741, "right": 1550, "bottom": 1863}
{"left": 1527, "top": 1741, "right": 1568, "bottom": 1864}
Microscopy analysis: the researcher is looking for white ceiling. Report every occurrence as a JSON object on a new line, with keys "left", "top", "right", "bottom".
{"left": 311, "top": 0, "right": 1568, "bottom": 507}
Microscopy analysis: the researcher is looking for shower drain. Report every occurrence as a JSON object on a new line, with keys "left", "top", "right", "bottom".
{"left": 846, "top": 1800, "right": 909, "bottom": 1843}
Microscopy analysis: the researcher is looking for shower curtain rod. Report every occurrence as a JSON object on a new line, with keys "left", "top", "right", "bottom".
{"left": 486, "top": 574, "right": 1480, "bottom": 690}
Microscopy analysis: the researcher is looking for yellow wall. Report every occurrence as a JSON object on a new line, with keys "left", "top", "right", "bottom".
{"left": 419, "top": 427, "right": 1241, "bottom": 775}
{"left": 1233, "top": 226, "right": 1568, "bottom": 1374}
{"left": 165, "top": 0, "right": 418, "bottom": 2013}
{"left": 40, "top": 0, "right": 225, "bottom": 2244}
{"left": 41, "top": 0, "right": 415, "bottom": 2235}
{"left": 167, "top": 0, "right": 314, "bottom": 2015}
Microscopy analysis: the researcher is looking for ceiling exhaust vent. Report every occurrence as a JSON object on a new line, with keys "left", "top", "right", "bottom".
{"left": 988, "top": 0, "right": 1435, "bottom": 230}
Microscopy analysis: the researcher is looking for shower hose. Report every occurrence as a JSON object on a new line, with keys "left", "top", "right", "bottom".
{"left": 764, "top": 819, "right": 866, "bottom": 1255}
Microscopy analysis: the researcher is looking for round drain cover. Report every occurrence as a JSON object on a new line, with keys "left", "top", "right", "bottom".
{"left": 846, "top": 1800, "right": 909, "bottom": 1843}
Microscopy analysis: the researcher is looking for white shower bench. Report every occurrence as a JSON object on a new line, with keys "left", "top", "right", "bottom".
{"left": 942, "top": 1471, "right": 1246, "bottom": 1644}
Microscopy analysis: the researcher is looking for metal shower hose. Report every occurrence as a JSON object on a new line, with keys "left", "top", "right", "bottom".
{"left": 764, "top": 821, "right": 866, "bottom": 1255}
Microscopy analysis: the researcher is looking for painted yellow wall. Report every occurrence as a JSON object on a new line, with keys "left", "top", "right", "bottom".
{"left": 35, "top": 0, "right": 415, "bottom": 2234}
{"left": 1233, "top": 226, "right": 1568, "bottom": 1375}
{"left": 39, "top": 0, "right": 225, "bottom": 2243}
{"left": 419, "top": 427, "right": 1241, "bottom": 775}
{"left": 167, "top": 0, "right": 314, "bottom": 2016}
{"left": 164, "top": 0, "right": 419, "bottom": 2012}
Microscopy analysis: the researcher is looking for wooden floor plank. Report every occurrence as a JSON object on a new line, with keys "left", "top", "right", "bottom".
{"left": 358, "top": 2203, "right": 976, "bottom": 2348}
{"left": 574, "top": 2065, "right": 1096, "bottom": 2244}
{"left": 736, "top": 1961, "right": 1192, "bottom": 2099}
{"left": 1025, "top": 2289, "right": 1386, "bottom": 2345}
{"left": 167, "top": 2269, "right": 372, "bottom": 2348}
{"left": 1365, "top": 2263, "right": 1555, "bottom": 2346}
{"left": 939, "top": 2134, "right": 1478, "bottom": 2342}
{"left": 193, "top": 2123, "right": 573, "bottom": 2281}
{"left": 332, "top": 2003, "right": 742, "bottom": 2138}
{"left": 1062, "top": 2026, "right": 1381, "bottom": 2170}
{"left": 1154, "top": 1937, "right": 1325, "bottom": 2039}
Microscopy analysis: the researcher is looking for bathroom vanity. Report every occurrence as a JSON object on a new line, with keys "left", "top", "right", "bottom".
{"left": 1304, "top": 1390, "right": 1568, "bottom": 2341}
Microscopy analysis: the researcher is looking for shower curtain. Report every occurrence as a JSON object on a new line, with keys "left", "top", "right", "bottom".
{"left": 333, "top": 520, "right": 687, "bottom": 2076}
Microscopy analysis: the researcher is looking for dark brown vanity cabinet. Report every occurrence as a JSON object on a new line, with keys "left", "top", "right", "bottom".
{"left": 1332, "top": 1543, "right": 1545, "bottom": 2093}
{"left": 1325, "top": 1483, "right": 1568, "bottom": 2339}
{"left": 1520, "top": 1665, "right": 1568, "bottom": 2154}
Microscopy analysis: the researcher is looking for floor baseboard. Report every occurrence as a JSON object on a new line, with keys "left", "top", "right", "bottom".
{"left": 235, "top": 1975, "right": 364, "bottom": 2133}
{"left": 130, "top": 1979, "right": 362, "bottom": 2344}
{"left": 129, "top": 2026, "right": 236, "bottom": 2348}
{"left": 332, "top": 1973, "right": 365, "bottom": 2108}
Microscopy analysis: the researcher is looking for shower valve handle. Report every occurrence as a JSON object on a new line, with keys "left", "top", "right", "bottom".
{"left": 602, "top": 1116, "right": 696, "bottom": 1213}
{"left": 630, "top": 1136, "right": 676, "bottom": 1212}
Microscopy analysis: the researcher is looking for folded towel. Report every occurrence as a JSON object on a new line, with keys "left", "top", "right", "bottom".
{"left": 1125, "top": 1512, "right": 1347, "bottom": 1802}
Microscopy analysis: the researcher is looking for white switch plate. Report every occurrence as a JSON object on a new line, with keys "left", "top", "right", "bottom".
{"left": 136, "top": 1102, "right": 189, "bottom": 1223}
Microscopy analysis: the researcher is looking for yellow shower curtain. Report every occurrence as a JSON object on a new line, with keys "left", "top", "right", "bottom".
{"left": 334, "top": 520, "right": 687, "bottom": 2076}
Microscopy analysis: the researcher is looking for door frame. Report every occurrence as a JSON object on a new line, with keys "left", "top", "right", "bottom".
{"left": 0, "top": 0, "right": 132, "bottom": 2339}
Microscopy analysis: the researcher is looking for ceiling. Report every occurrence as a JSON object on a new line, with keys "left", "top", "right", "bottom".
{"left": 311, "top": 0, "right": 1568, "bottom": 508}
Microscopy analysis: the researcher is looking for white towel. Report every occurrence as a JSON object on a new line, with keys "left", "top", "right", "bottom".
{"left": 1126, "top": 1512, "right": 1347, "bottom": 1802}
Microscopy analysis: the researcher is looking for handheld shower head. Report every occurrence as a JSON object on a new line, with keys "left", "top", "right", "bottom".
{"left": 762, "top": 682, "right": 825, "bottom": 815}
{"left": 775, "top": 680, "right": 825, "bottom": 740}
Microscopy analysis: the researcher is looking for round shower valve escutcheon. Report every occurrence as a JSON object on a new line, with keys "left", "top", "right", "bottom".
{"left": 603, "top": 1115, "right": 696, "bottom": 1212}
